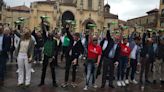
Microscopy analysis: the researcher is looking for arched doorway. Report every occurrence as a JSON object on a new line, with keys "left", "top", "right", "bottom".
{"left": 82, "top": 19, "right": 96, "bottom": 30}
{"left": 62, "top": 11, "right": 75, "bottom": 26}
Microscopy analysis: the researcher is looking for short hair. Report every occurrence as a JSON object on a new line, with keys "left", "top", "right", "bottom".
{"left": 74, "top": 32, "right": 80, "bottom": 38}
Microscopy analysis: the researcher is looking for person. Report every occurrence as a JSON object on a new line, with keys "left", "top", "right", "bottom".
{"left": 83, "top": 35, "right": 102, "bottom": 90}
{"left": 0, "top": 25, "right": 11, "bottom": 86}
{"left": 32, "top": 28, "right": 44, "bottom": 64}
{"left": 14, "top": 28, "right": 35, "bottom": 87}
{"left": 117, "top": 36, "right": 131, "bottom": 87}
{"left": 125, "top": 36, "right": 141, "bottom": 85}
{"left": 61, "top": 25, "right": 84, "bottom": 88}
{"left": 140, "top": 32, "right": 155, "bottom": 84}
{"left": 101, "top": 30, "right": 120, "bottom": 88}
{"left": 153, "top": 30, "right": 164, "bottom": 84}
{"left": 38, "top": 31, "right": 58, "bottom": 87}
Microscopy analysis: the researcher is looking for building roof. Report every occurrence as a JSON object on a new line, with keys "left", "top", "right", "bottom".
{"left": 104, "top": 13, "right": 118, "bottom": 19}
{"left": 34, "top": 1, "right": 56, "bottom": 5}
{"left": 146, "top": 8, "right": 159, "bottom": 14}
{"left": 7, "top": 5, "right": 30, "bottom": 12}
{"left": 119, "top": 20, "right": 127, "bottom": 25}
{"left": 104, "top": 3, "right": 110, "bottom": 8}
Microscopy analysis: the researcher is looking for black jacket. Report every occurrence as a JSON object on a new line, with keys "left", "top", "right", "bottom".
{"left": 66, "top": 29, "right": 84, "bottom": 59}
{"left": 1, "top": 35, "right": 11, "bottom": 58}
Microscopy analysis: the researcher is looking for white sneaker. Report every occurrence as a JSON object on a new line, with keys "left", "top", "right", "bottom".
{"left": 93, "top": 84, "right": 98, "bottom": 88}
{"left": 132, "top": 80, "right": 138, "bottom": 84}
{"left": 121, "top": 81, "right": 126, "bottom": 86}
{"left": 117, "top": 81, "right": 122, "bottom": 87}
{"left": 83, "top": 86, "right": 88, "bottom": 90}
{"left": 125, "top": 79, "right": 129, "bottom": 84}
{"left": 16, "top": 69, "right": 19, "bottom": 73}
{"left": 31, "top": 68, "right": 35, "bottom": 73}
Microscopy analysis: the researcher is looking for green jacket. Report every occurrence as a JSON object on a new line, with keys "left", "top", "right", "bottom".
{"left": 43, "top": 39, "right": 57, "bottom": 57}
{"left": 62, "top": 36, "right": 70, "bottom": 47}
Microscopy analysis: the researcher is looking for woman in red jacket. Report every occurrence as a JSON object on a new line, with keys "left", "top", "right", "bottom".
{"left": 117, "top": 36, "right": 131, "bottom": 87}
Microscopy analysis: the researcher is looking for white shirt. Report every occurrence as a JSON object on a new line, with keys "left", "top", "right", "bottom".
{"left": 0, "top": 35, "right": 4, "bottom": 51}
{"left": 19, "top": 40, "right": 30, "bottom": 53}
{"left": 130, "top": 45, "right": 138, "bottom": 59}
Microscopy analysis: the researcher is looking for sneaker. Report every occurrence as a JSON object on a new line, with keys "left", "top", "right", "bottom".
{"left": 83, "top": 86, "right": 88, "bottom": 90}
{"left": 71, "top": 83, "right": 77, "bottom": 88}
{"left": 31, "top": 69, "right": 35, "bottom": 73}
{"left": 61, "top": 83, "right": 68, "bottom": 88}
{"left": 121, "top": 81, "right": 126, "bottom": 86}
{"left": 117, "top": 81, "right": 122, "bottom": 87}
{"left": 33, "top": 61, "right": 36, "bottom": 64}
{"left": 125, "top": 79, "right": 129, "bottom": 84}
{"left": 93, "top": 84, "right": 98, "bottom": 88}
{"left": 16, "top": 69, "right": 19, "bottom": 73}
{"left": 132, "top": 80, "right": 138, "bottom": 84}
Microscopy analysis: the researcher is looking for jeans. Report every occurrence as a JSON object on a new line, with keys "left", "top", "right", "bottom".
{"left": 34, "top": 47, "right": 42, "bottom": 62}
{"left": 40, "top": 55, "right": 56, "bottom": 84}
{"left": 117, "top": 56, "right": 128, "bottom": 81}
{"left": 85, "top": 59, "right": 97, "bottom": 86}
{"left": 65, "top": 56, "right": 77, "bottom": 82}
{"left": 102, "top": 57, "right": 114, "bottom": 86}
{"left": 0, "top": 56, "right": 7, "bottom": 81}
{"left": 126, "top": 59, "right": 137, "bottom": 80}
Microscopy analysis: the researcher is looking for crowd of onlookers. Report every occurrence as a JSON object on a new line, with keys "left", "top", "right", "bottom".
{"left": 0, "top": 22, "right": 163, "bottom": 91}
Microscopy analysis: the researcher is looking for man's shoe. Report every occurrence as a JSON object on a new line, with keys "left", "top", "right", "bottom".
{"left": 145, "top": 80, "right": 151, "bottom": 84}
{"left": 117, "top": 81, "right": 122, "bottom": 87}
{"left": 38, "top": 83, "right": 44, "bottom": 87}
{"left": 61, "top": 83, "right": 68, "bottom": 88}
{"left": 101, "top": 85, "right": 105, "bottom": 88}
{"left": 83, "top": 86, "right": 88, "bottom": 90}
{"left": 109, "top": 84, "right": 115, "bottom": 88}
{"left": 53, "top": 83, "right": 58, "bottom": 87}
{"left": 160, "top": 80, "right": 164, "bottom": 85}
{"left": 153, "top": 80, "right": 156, "bottom": 84}
{"left": 125, "top": 79, "right": 129, "bottom": 84}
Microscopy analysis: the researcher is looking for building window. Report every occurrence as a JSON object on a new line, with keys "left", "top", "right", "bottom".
{"left": 0, "top": 14, "right": 1, "bottom": 20}
{"left": 162, "top": 9, "right": 164, "bottom": 17}
{"left": 88, "top": 0, "right": 92, "bottom": 10}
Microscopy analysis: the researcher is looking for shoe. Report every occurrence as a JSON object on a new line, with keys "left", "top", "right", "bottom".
{"left": 16, "top": 69, "right": 19, "bottom": 73}
{"left": 71, "top": 83, "right": 77, "bottom": 88}
{"left": 83, "top": 86, "right": 88, "bottom": 90}
{"left": 109, "top": 84, "right": 115, "bottom": 88}
{"left": 132, "top": 80, "right": 138, "bottom": 84}
{"left": 93, "top": 84, "right": 98, "bottom": 88}
{"left": 33, "top": 61, "right": 36, "bottom": 64}
{"left": 121, "top": 81, "right": 126, "bottom": 86}
{"left": 153, "top": 80, "right": 156, "bottom": 84}
{"left": 31, "top": 69, "right": 35, "bottom": 73}
{"left": 101, "top": 85, "right": 105, "bottom": 88}
{"left": 17, "top": 83, "right": 24, "bottom": 87}
{"left": 125, "top": 79, "right": 129, "bottom": 84}
{"left": 145, "top": 80, "right": 151, "bottom": 84}
{"left": 161, "top": 80, "right": 164, "bottom": 84}
{"left": 38, "top": 83, "right": 44, "bottom": 87}
{"left": 25, "top": 84, "right": 30, "bottom": 87}
{"left": 53, "top": 83, "right": 58, "bottom": 87}
{"left": 117, "top": 81, "right": 122, "bottom": 87}
{"left": 61, "top": 83, "right": 68, "bottom": 88}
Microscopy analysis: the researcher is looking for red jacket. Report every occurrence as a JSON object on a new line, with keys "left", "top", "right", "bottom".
{"left": 119, "top": 43, "right": 131, "bottom": 57}
{"left": 88, "top": 42, "right": 102, "bottom": 59}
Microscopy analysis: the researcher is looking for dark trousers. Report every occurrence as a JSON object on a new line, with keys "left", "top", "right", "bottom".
{"left": 52, "top": 48, "right": 59, "bottom": 66}
{"left": 117, "top": 56, "right": 128, "bottom": 81}
{"left": 65, "top": 56, "right": 77, "bottom": 82}
{"left": 34, "top": 47, "right": 42, "bottom": 62}
{"left": 102, "top": 57, "right": 114, "bottom": 86}
{"left": 0, "top": 56, "right": 7, "bottom": 81}
{"left": 126, "top": 59, "right": 137, "bottom": 80}
{"left": 140, "top": 57, "right": 150, "bottom": 81}
{"left": 40, "top": 55, "right": 56, "bottom": 84}
{"left": 61, "top": 46, "right": 68, "bottom": 61}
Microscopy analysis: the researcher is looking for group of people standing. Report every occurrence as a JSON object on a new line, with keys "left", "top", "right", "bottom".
{"left": 0, "top": 23, "right": 164, "bottom": 91}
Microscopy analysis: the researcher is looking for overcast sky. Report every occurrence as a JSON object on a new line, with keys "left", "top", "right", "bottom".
{"left": 4, "top": 0, "right": 160, "bottom": 20}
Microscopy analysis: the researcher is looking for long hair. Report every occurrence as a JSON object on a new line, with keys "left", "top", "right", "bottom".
{"left": 21, "top": 28, "right": 31, "bottom": 40}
